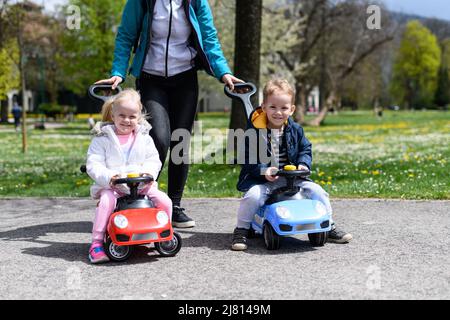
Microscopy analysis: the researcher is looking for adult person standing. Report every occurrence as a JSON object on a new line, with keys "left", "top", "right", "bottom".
{"left": 12, "top": 101, "right": 22, "bottom": 132}
{"left": 96, "top": 0, "right": 243, "bottom": 228}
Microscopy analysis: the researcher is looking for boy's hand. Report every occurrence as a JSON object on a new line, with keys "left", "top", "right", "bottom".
{"left": 264, "top": 167, "right": 279, "bottom": 182}
{"left": 297, "top": 165, "right": 309, "bottom": 171}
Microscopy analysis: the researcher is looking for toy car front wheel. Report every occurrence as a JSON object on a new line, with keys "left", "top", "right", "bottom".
{"left": 308, "top": 232, "right": 328, "bottom": 246}
{"left": 155, "top": 232, "right": 182, "bottom": 257}
{"left": 105, "top": 237, "right": 134, "bottom": 262}
{"left": 263, "top": 222, "right": 281, "bottom": 250}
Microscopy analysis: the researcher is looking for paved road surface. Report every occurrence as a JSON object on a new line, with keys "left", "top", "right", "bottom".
{"left": 0, "top": 198, "right": 448, "bottom": 300}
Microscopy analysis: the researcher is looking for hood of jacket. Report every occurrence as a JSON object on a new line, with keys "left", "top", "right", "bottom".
{"left": 91, "top": 119, "right": 152, "bottom": 137}
{"left": 247, "top": 107, "right": 292, "bottom": 130}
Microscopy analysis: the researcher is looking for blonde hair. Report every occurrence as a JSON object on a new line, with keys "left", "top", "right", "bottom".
{"left": 101, "top": 88, "right": 146, "bottom": 122}
{"left": 263, "top": 79, "right": 296, "bottom": 105}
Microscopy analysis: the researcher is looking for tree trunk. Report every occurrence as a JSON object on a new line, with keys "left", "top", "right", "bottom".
{"left": 18, "top": 28, "right": 27, "bottom": 153}
{"left": 0, "top": 100, "right": 8, "bottom": 123}
{"left": 309, "top": 91, "right": 335, "bottom": 126}
{"left": 294, "top": 85, "right": 307, "bottom": 124}
{"left": 229, "top": 0, "right": 262, "bottom": 130}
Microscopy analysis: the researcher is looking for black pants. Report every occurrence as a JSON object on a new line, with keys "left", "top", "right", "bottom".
{"left": 138, "top": 69, "right": 198, "bottom": 207}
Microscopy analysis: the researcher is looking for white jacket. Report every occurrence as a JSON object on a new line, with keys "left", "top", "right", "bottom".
{"left": 86, "top": 120, "right": 162, "bottom": 199}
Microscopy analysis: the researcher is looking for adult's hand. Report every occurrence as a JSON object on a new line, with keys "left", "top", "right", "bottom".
{"left": 95, "top": 76, "right": 123, "bottom": 90}
{"left": 221, "top": 74, "right": 244, "bottom": 91}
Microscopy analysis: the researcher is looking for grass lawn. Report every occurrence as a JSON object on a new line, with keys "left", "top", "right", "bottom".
{"left": 0, "top": 110, "right": 448, "bottom": 199}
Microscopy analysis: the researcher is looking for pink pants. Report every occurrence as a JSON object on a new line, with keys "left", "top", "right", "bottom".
{"left": 91, "top": 183, "right": 172, "bottom": 243}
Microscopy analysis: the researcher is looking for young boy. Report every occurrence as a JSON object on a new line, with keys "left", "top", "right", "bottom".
{"left": 232, "top": 79, "right": 352, "bottom": 251}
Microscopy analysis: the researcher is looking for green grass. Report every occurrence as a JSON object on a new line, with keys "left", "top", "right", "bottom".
{"left": 0, "top": 110, "right": 449, "bottom": 199}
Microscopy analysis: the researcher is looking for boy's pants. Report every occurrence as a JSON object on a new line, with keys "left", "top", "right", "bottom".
{"left": 92, "top": 183, "right": 172, "bottom": 243}
{"left": 236, "top": 178, "right": 333, "bottom": 229}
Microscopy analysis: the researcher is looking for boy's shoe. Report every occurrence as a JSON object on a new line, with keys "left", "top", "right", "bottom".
{"left": 328, "top": 225, "right": 353, "bottom": 244}
{"left": 231, "top": 228, "right": 249, "bottom": 251}
{"left": 88, "top": 243, "right": 110, "bottom": 264}
{"left": 172, "top": 206, "right": 195, "bottom": 228}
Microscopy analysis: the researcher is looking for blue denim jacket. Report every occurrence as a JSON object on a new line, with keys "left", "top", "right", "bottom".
{"left": 111, "top": 0, "right": 231, "bottom": 80}
{"left": 236, "top": 108, "right": 313, "bottom": 192}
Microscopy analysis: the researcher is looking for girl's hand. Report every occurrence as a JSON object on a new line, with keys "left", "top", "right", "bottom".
{"left": 221, "top": 74, "right": 244, "bottom": 91}
{"left": 297, "top": 165, "right": 309, "bottom": 171}
{"left": 109, "top": 174, "right": 120, "bottom": 186}
{"left": 95, "top": 76, "right": 123, "bottom": 90}
{"left": 140, "top": 173, "right": 154, "bottom": 186}
{"left": 264, "top": 167, "right": 279, "bottom": 182}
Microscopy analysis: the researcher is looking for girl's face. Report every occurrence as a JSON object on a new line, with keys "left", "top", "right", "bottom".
{"left": 262, "top": 92, "right": 295, "bottom": 129}
{"left": 111, "top": 100, "right": 141, "bottom": 135}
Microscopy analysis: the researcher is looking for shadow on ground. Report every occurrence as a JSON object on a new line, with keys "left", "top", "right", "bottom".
{"left": 0, "top": 221, "right": 162, "bottom": 265}
{"left": 177, "top": 229, "right": 319, "bottom": 255}
{"left": 0, "top": 222, "right": 319, "bottom": 265}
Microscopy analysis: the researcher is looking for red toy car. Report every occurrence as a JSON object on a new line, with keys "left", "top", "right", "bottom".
{"left": 104, "top": 173, "right": 182, "bottom": 262}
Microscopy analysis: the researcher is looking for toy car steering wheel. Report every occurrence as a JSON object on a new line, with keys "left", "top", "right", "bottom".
{"left": 112, "top": 175, "right": 154, "bottom": 186}
{"left": 276, "top": 169, "right": 311, "bottom": 179}
{"left": 271, "top": 167, "right": 311, "bottom": 196}
{"left": 112, "top": 175, "right": 154, "bottom": 199}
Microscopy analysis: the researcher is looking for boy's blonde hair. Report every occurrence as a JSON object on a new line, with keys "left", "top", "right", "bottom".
{"left": 263, "top": 79, "right": 296, "bottom": 105}
{"left": 101, "top": 88, "right": 146, "bottom": 122}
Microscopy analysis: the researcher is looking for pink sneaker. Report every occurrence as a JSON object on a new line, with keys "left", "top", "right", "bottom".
{"left": 88, "top": 242, "right": 109, "bottom": 264}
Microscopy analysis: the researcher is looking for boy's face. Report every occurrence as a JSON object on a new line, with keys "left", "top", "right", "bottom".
{"left": 262, "top": 91, "right": 296, "bottom": 129}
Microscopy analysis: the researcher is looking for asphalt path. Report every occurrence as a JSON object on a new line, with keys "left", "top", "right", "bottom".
{"left": 0, "top": 198, "right": 448, "bottom": 300}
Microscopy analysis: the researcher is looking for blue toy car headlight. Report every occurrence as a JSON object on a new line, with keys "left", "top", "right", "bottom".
{"left": 315, "top": 202, "right": 327, "bottom": 216}
{"left": 276, "top": 206, "right": 291, "bottom": 219}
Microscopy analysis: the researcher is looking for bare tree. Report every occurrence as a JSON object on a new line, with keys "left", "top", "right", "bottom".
{"left": 2, "top": 1, "right": 41, "bottom": 152}
{"left": 262, "top": 0, "right": 395, "bottom": 126}
{"left": 309, "top": 0, "right": 395, "bottom": 126}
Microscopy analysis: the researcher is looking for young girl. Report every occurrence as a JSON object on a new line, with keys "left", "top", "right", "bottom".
{"left": 86, "top": 88, "right": 172, "bottom": 264}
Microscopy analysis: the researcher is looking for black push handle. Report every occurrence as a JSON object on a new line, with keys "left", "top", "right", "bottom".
{"left": 224, "top": 82, "right": 257, "bottom": 118}
{"left": 88, "top": 84, "right": 123, "bottom": 103}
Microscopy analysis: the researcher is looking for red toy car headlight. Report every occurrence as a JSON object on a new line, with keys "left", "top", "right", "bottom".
{"left": 156, "top": 211, "right": 169, "bottom": 225}
{"left": 114, "top": 214, "right": 129, "bottom": 229}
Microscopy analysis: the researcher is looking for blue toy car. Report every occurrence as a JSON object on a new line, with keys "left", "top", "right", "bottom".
{"left": 249, "top": 166, "right": 331, "bottom": 250}
{"left": 224, "top": 83, "right": 331, "bottom": 250}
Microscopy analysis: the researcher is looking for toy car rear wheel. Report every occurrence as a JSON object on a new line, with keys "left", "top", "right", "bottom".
{"left": 263, "top": 223, "right": 281, "bottom": 250}
{"left": 308, "top": 232, "right": 328, "bottom": 246}
{"left": 105, "top": 237, "right": 134, "bottom": 262}
{"left": 155, "top": 232, "right": 182, "bottom": 257}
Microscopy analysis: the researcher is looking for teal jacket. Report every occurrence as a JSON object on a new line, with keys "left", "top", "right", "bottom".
{"left": 111, "top": 0, "right": 232, "bottom": 81}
